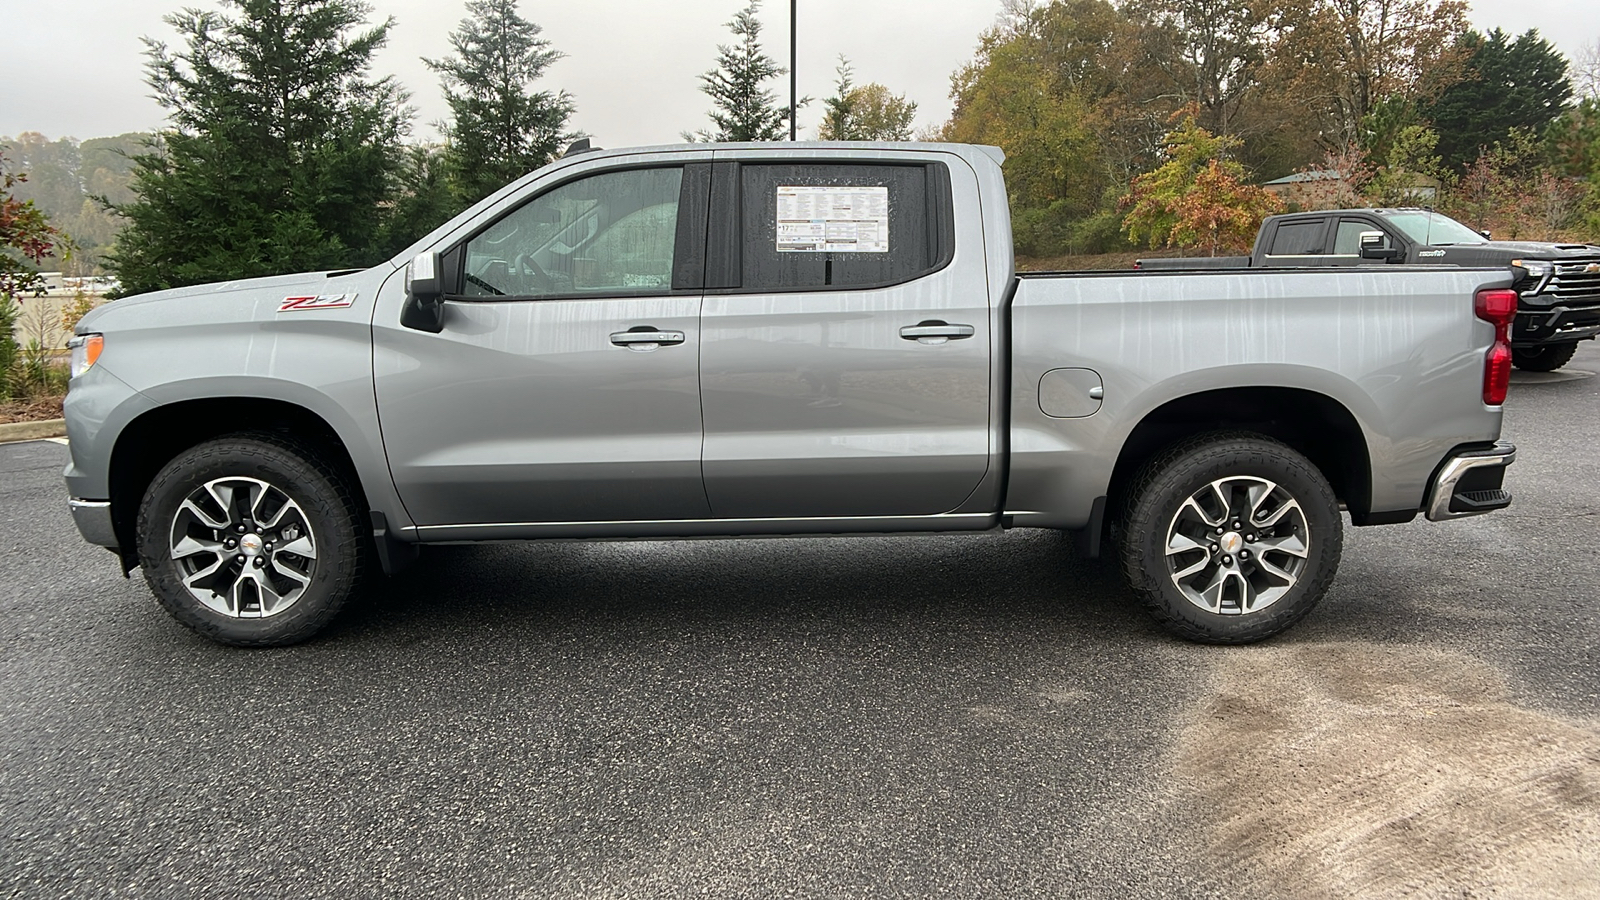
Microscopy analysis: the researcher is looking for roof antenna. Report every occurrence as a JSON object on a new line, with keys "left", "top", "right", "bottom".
{"left": 563, "top": 138, "right": 600, "bottom": 157}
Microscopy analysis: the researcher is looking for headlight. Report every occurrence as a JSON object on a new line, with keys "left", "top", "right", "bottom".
{"left": 1512, "top": 259, "right": 1552, "bottom": 279}
{"left": 68, "top": 334, "right": 103, "bottom": 378}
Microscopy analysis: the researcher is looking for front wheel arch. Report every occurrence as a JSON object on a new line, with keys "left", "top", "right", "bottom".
{"left": 108, "top": 398, "right": 369, "bottom": 567}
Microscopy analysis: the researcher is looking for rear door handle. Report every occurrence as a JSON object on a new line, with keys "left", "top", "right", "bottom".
{"left": 610, "top": 329, "right": 686, "bottom": 350}
{"left": 899, "top": 322, "right": 976, "bottom": 345}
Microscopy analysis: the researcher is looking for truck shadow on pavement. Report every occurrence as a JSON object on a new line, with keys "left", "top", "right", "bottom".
{"left": 322, "top": 528, "right": 1163, "bottom": 648}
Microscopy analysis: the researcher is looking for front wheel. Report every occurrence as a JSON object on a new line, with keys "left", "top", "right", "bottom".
{"left": 1511, "top": 342, "right": 1579, "bottom": 372}
{"left": 1119, "top": 433, "right": 1343, "bottom": 644}
{"left": 136, "top": 434, "right": 367, "bottom": 647}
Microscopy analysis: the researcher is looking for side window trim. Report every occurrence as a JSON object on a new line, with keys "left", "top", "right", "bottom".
{"left": 706, "top": 161, "right": 742, "bottom": 291}
{"left": 703, "top": 157, "right": 957, "bottom": 295}
{"left": 671, "top": 163, "right": 711, "bottom": 292}
{"left": 441, "top": 162, "right": 705, "bottom": 303}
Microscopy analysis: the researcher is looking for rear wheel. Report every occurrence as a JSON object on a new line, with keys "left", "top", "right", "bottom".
{"left": 136, "top": 434, "right": 366, "bottom": 647}
{"left": 1119, "top": 433, "right": 1342, "bottom": 644}
{"left": 1512, "top": 342, "right": 1578, "bottom": 372}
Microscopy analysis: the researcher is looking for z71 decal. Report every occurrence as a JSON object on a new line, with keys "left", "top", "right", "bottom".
{"left": 279, "top": 293, "right": 356, "bottom": 312}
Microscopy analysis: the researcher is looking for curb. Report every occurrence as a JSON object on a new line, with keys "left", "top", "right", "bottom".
{"left": 0, "top": 418, "right": 67, "bottom": 443}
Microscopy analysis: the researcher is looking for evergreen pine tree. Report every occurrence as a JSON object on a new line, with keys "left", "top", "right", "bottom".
{"left": 375, "top": 144, "right": 459, "bottom": 258}
{"left": 692, "top": 0, "right": 791, "bottom": 142}
{"left": 1428, "top": 29, "right": 1573, "bottom": 171}
{"left": 425, "top": 0, "right": 576, "bottom": 206}
{"left": 819, "top": 56, "right": 856, "bottom": 140}
{"left": 109, "top": 0, "right": 409, "bottom": 296}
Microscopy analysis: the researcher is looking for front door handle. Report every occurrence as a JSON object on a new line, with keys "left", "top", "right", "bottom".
{"left": 610, "top": 328, "right": 686, "bottom": 350}
{"left": 899, "top": 321, "right": 976, "bottom": 345}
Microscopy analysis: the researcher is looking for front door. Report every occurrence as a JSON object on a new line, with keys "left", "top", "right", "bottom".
{"left": 697, "top": 156, "right": 994, "bottom": 519}
{"left": 374, "top": 163, "right": 712, "bottom": 526}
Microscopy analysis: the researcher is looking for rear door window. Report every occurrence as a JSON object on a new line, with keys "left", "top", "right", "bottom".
{"left": 1267, "top": 219, "right": 1327, "bottom": 256}
{"left": 728, "top": 163, "right": 951, "bottom": 292}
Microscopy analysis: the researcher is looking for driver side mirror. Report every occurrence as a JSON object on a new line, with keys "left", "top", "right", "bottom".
{"left": 400, "top": 250, "right": 446, "bottom": 333}
{"left": 1358, "top": 231, "right": 1402, "bottom": 262}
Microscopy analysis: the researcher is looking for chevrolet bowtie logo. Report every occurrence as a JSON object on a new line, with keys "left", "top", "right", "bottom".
{"left": 1587, "top": 263, "right": 1600, "bottom": 274}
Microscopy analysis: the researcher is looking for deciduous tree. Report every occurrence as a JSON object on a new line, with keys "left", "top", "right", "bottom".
{"left": 1365, "top": 124, "right": 1447, "bottom": 206}
{"left": 1266, "top": 0, "right": 1469, "bottom": 148}
{"left": 1, "top": 150, "right": 65, "bottom": 399}
{"left": 818, "top": 58, "right": 917, "bottom": 141}
{"left": 943, "top": 0, "right": 1127, "bottom": 254}
{"left": 1122, "top": 112, "right": 1281, "bottom": 255}
{"left": 1120, "top": 0, "right": 1272, "bottom": 139}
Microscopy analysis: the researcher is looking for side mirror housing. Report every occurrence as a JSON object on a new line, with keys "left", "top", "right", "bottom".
{"left": 400, "top": 250, "right": 445, "bottom": 333}
{"left": 1358, "top": 231, "right": 1403, "bottom": 261}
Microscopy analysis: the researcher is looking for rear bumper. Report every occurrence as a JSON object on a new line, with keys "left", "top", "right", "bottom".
{"left": 1513, "top": 305, "right": 1600, "bottom": 347}
{"left": 68, "top": 499, "right": 119, "bottom": 549}
{"left": 1424, "top": 442, "right": 1515, "bottom": 522}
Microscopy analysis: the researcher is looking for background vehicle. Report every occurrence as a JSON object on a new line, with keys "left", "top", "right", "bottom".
{"left": 63, "top": 143, "right": 1516, "bottom": 648}
{"left": 1137, "top": 208, "right": 1600, "bottom": 371}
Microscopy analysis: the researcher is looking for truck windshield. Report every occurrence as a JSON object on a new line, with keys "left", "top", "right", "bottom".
{"left": 1375, "top": 210, "right": 1489, "bottom": 246}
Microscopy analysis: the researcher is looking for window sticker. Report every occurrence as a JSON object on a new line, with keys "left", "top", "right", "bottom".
{"left": 776, "top": 185, "right": 889, "bottom": 253}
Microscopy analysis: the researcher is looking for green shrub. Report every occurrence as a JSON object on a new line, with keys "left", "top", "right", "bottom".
{"left": 0, "top": 296, "right": 18, "bottom": 401}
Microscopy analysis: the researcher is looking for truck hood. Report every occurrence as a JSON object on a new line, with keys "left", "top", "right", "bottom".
{"left": 1427, "top": 241, "right": 1600, "bottom": 266}
{"left": 78, "top": 266, "right": 389, "bottom": 333}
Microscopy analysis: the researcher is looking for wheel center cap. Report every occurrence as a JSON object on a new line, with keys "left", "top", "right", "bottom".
{"left": 239, "top": 533, "right": 264, "bottom": 557}
{"left": 1219, "top": 532, "right": 1244, "bottom": 554}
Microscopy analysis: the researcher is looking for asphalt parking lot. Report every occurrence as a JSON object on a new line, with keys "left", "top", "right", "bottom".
{"left": 3, "top": 344, "right": 1597, "bottom": 899}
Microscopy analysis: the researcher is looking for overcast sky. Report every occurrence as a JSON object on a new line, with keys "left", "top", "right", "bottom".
{"left": 3, "top": 0, "right": 1596, "bottom": 148}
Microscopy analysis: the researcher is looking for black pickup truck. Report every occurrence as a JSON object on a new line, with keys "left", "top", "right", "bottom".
{"left": 1138, "top": 208, "right": 1600, "bottom": 371}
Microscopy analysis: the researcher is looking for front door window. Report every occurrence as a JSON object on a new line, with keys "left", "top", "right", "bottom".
{"left": 462, "top": 167, "right": 683, "bottom": 299}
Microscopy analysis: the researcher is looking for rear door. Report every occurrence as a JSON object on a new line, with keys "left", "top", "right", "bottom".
{"left": 373, "top": 159, "right": 713, "bottom": 526}
{"left": 696, "top": 153, "right": 993, "bottom": 519}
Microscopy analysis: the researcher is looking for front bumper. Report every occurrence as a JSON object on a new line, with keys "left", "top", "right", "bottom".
{"left": 68, "top": 499, "right": 118, "bottom": 549}
{"left": 1513, "top": 305, "right": 1600, "bottom": 347}
{"left": 1424, "top": 442, "right": 1515, "bottom": 521}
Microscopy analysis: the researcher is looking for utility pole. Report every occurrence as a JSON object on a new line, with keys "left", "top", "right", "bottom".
{"left": 789, "top": 0, "right": 797, "bottom": 141}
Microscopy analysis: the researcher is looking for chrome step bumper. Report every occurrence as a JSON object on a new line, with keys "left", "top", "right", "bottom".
{"left": 1425, "top": 442, "right": 1516, "bottom": 521}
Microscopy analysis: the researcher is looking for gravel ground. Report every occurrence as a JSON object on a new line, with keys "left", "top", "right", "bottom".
{"left": 2, "top": 343, "right": 1596, "bottom": 899}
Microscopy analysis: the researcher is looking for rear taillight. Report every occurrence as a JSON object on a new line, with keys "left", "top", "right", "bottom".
{"left": 1475, "top": 288, "right": 1517, "bottom": 405}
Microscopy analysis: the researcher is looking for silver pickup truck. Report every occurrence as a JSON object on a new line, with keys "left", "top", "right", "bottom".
{"left": 62, "top": 142, "right": 1517, "bottom": 648}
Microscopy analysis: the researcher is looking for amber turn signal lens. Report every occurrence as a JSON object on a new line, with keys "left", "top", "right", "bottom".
{"left": 69, "top": 334, "right": 103, "bottom": 378}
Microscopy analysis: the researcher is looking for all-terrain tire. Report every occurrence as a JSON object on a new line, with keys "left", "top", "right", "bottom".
{"left": 1118, "top": 432, "right": 1343, "bottom": 644}
{"left": 1511, "top": 342, "right": 1579, "bottom": 372}
{"left": 136, "top": 433, "right": 367, "bottom": 647}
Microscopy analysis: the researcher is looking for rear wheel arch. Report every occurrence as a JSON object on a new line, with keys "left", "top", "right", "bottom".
{"left": 107, "top": 398, "right": 370, "bottom": 565}
{"left": 1105, "top": 387, "right": 1372, "bottom": 533}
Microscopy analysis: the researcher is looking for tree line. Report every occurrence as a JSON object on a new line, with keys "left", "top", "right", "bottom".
{"left": 944, "top": 0, "right": 1597, "bottom": 257}
{"left": 4, "top": 0, "right": 1600, "bottom": 298}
